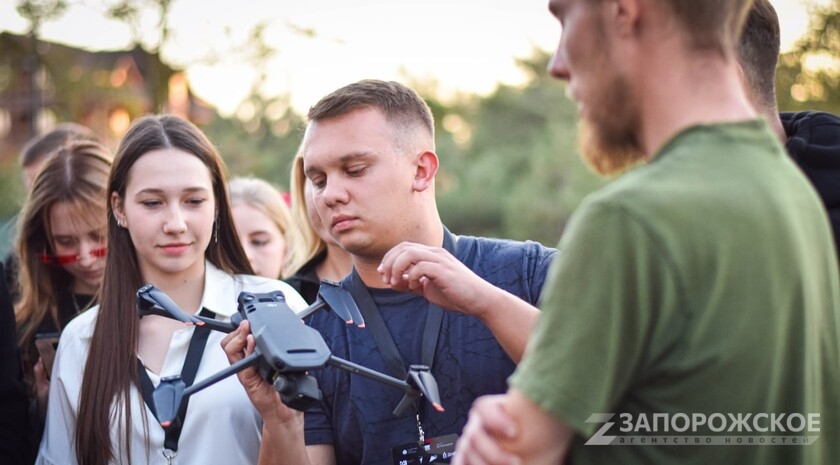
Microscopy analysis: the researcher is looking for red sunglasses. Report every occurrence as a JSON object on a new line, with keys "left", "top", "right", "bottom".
{"left": 38, "top": 247, "right": 108, "bottom": 266}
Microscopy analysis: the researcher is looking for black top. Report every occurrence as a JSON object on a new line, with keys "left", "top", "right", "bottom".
{"left": 0, "top": 261, "right": 32, "bottom": 465}
{"left": 782, "top": 110, "right": 840, "bottom": 265}
{"left": 19, "top": 287, "right": 94, "bottom": 463}
{"left": 3, "top": 252, "right": 18, "bottom": 303}
{"left": 284, "top": 249, "right": 328, "bottom": 305}
{"left": 21, "top": 288, "right": 94, "bottom": 367}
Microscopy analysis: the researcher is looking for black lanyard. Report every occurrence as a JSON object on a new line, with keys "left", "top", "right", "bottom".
{"left": 137, "top": 308, "right": 213, "bottom": 452}
{"left": 344, "top": 228, "right": 458, "bottom": 392}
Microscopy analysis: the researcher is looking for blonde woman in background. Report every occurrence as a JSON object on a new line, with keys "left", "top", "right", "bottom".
{"left": 283, "top": 151, "right": 352, "bottom": 303}
{"left": 229, "top": 176, "right": 295, "bottom": 279}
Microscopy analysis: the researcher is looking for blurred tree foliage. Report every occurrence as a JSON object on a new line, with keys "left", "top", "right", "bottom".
{"left": 433, "top": 49, "right": 605, "bottom": 247}
{"left": 776, "top": 0, "right": 840, "bottom": 114}
{"left": 202, "top": 21, "right": 306, "bottom": 191}
{"left": 203, "top": 96, "right": 305, "bottom": 192}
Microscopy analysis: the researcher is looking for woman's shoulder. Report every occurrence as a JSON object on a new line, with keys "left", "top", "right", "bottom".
{"left": 61, "top": 305, "right": 99, "bottom": 342}
{"left": 204, "top": 262, "right": 308, "bottom": 313}
{"left": 52, "top": 305, "right": 99, "bottom": 377}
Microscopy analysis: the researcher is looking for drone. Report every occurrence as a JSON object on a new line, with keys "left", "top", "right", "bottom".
{"left": 136, "top": 281, "right": 444, "bottom": 427}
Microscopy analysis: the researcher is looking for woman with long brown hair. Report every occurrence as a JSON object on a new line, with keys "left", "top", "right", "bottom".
{"left": 14, "top": 138, "right": 112, "bottom": 461}
{"left": 36, "top": 114, "right": 307, "bottom": 465}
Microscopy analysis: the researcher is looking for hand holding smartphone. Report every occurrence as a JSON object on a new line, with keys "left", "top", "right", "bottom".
{"left": 35, "top": 332, "right": 60, "bottom": 378}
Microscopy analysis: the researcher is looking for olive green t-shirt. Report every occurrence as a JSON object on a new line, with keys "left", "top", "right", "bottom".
{"left": 510, "top": 120, "right": 840, "bottom": 465}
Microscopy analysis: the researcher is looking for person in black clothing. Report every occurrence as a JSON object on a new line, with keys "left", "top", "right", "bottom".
{"left": 14, "top": 138, "right": 113, "bottom": 459}
{"left": 0, "top": 260, "right": 30, "bottom": 465}
{"left": 780, "top": 111, "right": 840, "bottom": 259}
{"left": 737, "top": 0, "right": 840, "bottom": 262}
{"left": 283, "top": 150, "right": 353, "bottom": 303}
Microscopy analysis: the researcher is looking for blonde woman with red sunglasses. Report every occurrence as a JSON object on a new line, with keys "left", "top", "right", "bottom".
{"left": 13, "top": 137, "right": 113, "bottom": 459}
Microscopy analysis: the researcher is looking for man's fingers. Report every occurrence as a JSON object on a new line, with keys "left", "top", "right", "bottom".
{"left": 471, "top": 396, "right": 518, "bottom": 438}
{"left": 453, "top": 396, "right": 521, "bottom": 465}
{"left": 222, "top": 321, "right": 251, "bottom": 363}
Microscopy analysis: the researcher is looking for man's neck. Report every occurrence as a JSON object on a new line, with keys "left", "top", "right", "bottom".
{"left": 352, "top": 221, "right": 445, "bottom": 289}
{"left": 353, "top": 257, "right": 389, "bottom": 289}
{"left": 763, "top": 108, "right": 788, "bottom": 144}
{"left": 316, "top": 243, "right": 353, "bottom": 282}
{"left": 637, "top": 50, "right": 758, "bottom": 158}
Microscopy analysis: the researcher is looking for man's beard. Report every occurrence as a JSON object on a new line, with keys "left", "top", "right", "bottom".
{"left": 577, "top": 73, "right": 646, "bottom": 176}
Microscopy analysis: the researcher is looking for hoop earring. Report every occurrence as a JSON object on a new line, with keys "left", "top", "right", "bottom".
{"left": 214, "top": 220, "right": 219, "bottom": 244}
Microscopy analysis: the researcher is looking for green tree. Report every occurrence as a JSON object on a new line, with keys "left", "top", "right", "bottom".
{"left": 437, "top": 48, "right": 605, "bottom": 247}
{"left": 201, "top": 22, "right": 309, "bottom": 190}
{"left": 16, "top": 0, "right": 68, "bottom": 35}
{"left": 104, "top": 0, "right": 176, "bottom": 112}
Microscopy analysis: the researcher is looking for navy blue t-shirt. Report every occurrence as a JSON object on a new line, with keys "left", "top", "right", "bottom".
{"left": 304, "top": 232, "right": 556, "bottom": 465}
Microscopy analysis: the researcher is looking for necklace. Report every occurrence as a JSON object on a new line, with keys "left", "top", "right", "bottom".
{"left": 71, "top": 293, "right": 94, "bottom": 316}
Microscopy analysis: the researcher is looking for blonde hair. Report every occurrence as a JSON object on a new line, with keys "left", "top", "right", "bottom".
{"left": 283, "top": 151, "right": 325, "bottom": 277}
{"left": 229, "top": 176, "right": 296, "bottom": 278}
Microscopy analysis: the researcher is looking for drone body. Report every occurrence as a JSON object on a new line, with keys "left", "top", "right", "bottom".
{"left": 136, "top": 282, "right": 443, "bottom": 425}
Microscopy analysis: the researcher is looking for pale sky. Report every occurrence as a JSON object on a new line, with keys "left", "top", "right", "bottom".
{"left": 0, "top": 0, "right": 825, "bottom": 116}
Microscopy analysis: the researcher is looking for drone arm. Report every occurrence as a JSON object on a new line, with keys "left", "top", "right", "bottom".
{"left": 295, "top": 299, "right": 328, "bottom": 321}
{"left": 326, "top": 355, "right": 411, "bottom": 391}
{"left": 326, "top": 358, "right": 445, "bottom": 416}
{"left": 182, "top": 351, "right": 261, "bottom": 398}
{"left": 189, "top": 315, "right": 237, "bottom": 333}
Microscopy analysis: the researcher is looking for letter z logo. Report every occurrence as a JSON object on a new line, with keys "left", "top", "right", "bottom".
{"left": 585, "top": 413, "right": 618, "bottom": 445}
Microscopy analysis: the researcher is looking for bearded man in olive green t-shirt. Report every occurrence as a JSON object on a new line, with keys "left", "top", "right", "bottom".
{"left": 450, "top": 0, "right": 840, "bottom": 464}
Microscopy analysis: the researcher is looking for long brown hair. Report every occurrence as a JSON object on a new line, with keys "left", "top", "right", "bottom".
{"left": 75, "top": 115, "right": 253, "bottom": 465}
{"left": 15, "top": 139, "right": 113, "bottom": 357}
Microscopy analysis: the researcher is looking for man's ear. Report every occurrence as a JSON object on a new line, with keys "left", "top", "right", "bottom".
{"left": 612, "top": 0, "right": 642, "bottom": 38}
{"left": 413, "top": 150, "right": 439, "bottom": 192}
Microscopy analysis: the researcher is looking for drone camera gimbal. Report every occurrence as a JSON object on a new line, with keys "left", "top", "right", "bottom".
{"left": 136, "top": 281, "right": 444, "bottom": 427}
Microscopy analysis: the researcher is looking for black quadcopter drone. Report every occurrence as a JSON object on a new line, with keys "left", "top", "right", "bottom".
{"left": 136, "top": 281, "right": 444, "bottom": 427}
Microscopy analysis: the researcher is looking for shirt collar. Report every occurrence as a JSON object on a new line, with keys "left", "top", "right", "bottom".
{"left": 200, "top": 261, "right": 238, "bottom": 317}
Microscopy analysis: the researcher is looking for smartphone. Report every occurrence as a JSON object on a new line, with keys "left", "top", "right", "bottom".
{"left": 35, "top": 332, "right": 60, "bottom": 378}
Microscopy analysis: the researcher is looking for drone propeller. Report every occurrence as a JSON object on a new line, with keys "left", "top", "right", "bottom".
{"left": 137, "top": 284, "right": 236, "bottom": 332}
{"left": 298, "top": 280, "right": 366, "bottom": 327}
{"left": 153, "top": 376, "right": 186, "bottom": 427}
{"left": 391, "top": 364, "right": 444, "bottom": 416}
{"left": 408, "top": 365, "right": 444, "bottom": 412}
{"left": 137, "top": 284, "right": 203, "bottom": 325}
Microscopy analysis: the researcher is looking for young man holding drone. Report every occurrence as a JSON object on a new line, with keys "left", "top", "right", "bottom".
{"left": 223, "top": 79, "right": 556, "bottom": 465}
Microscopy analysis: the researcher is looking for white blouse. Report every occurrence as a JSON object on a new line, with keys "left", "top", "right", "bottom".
{"left": 37, "top": 262, "right": 308, "bottom": 465}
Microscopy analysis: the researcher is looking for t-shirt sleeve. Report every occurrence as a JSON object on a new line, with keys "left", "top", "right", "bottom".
{"left": 509, "top": 199, "right": 684, "bottom": 438}
{"left": 303, "top": 403, "right": 334, "bottom": 445}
